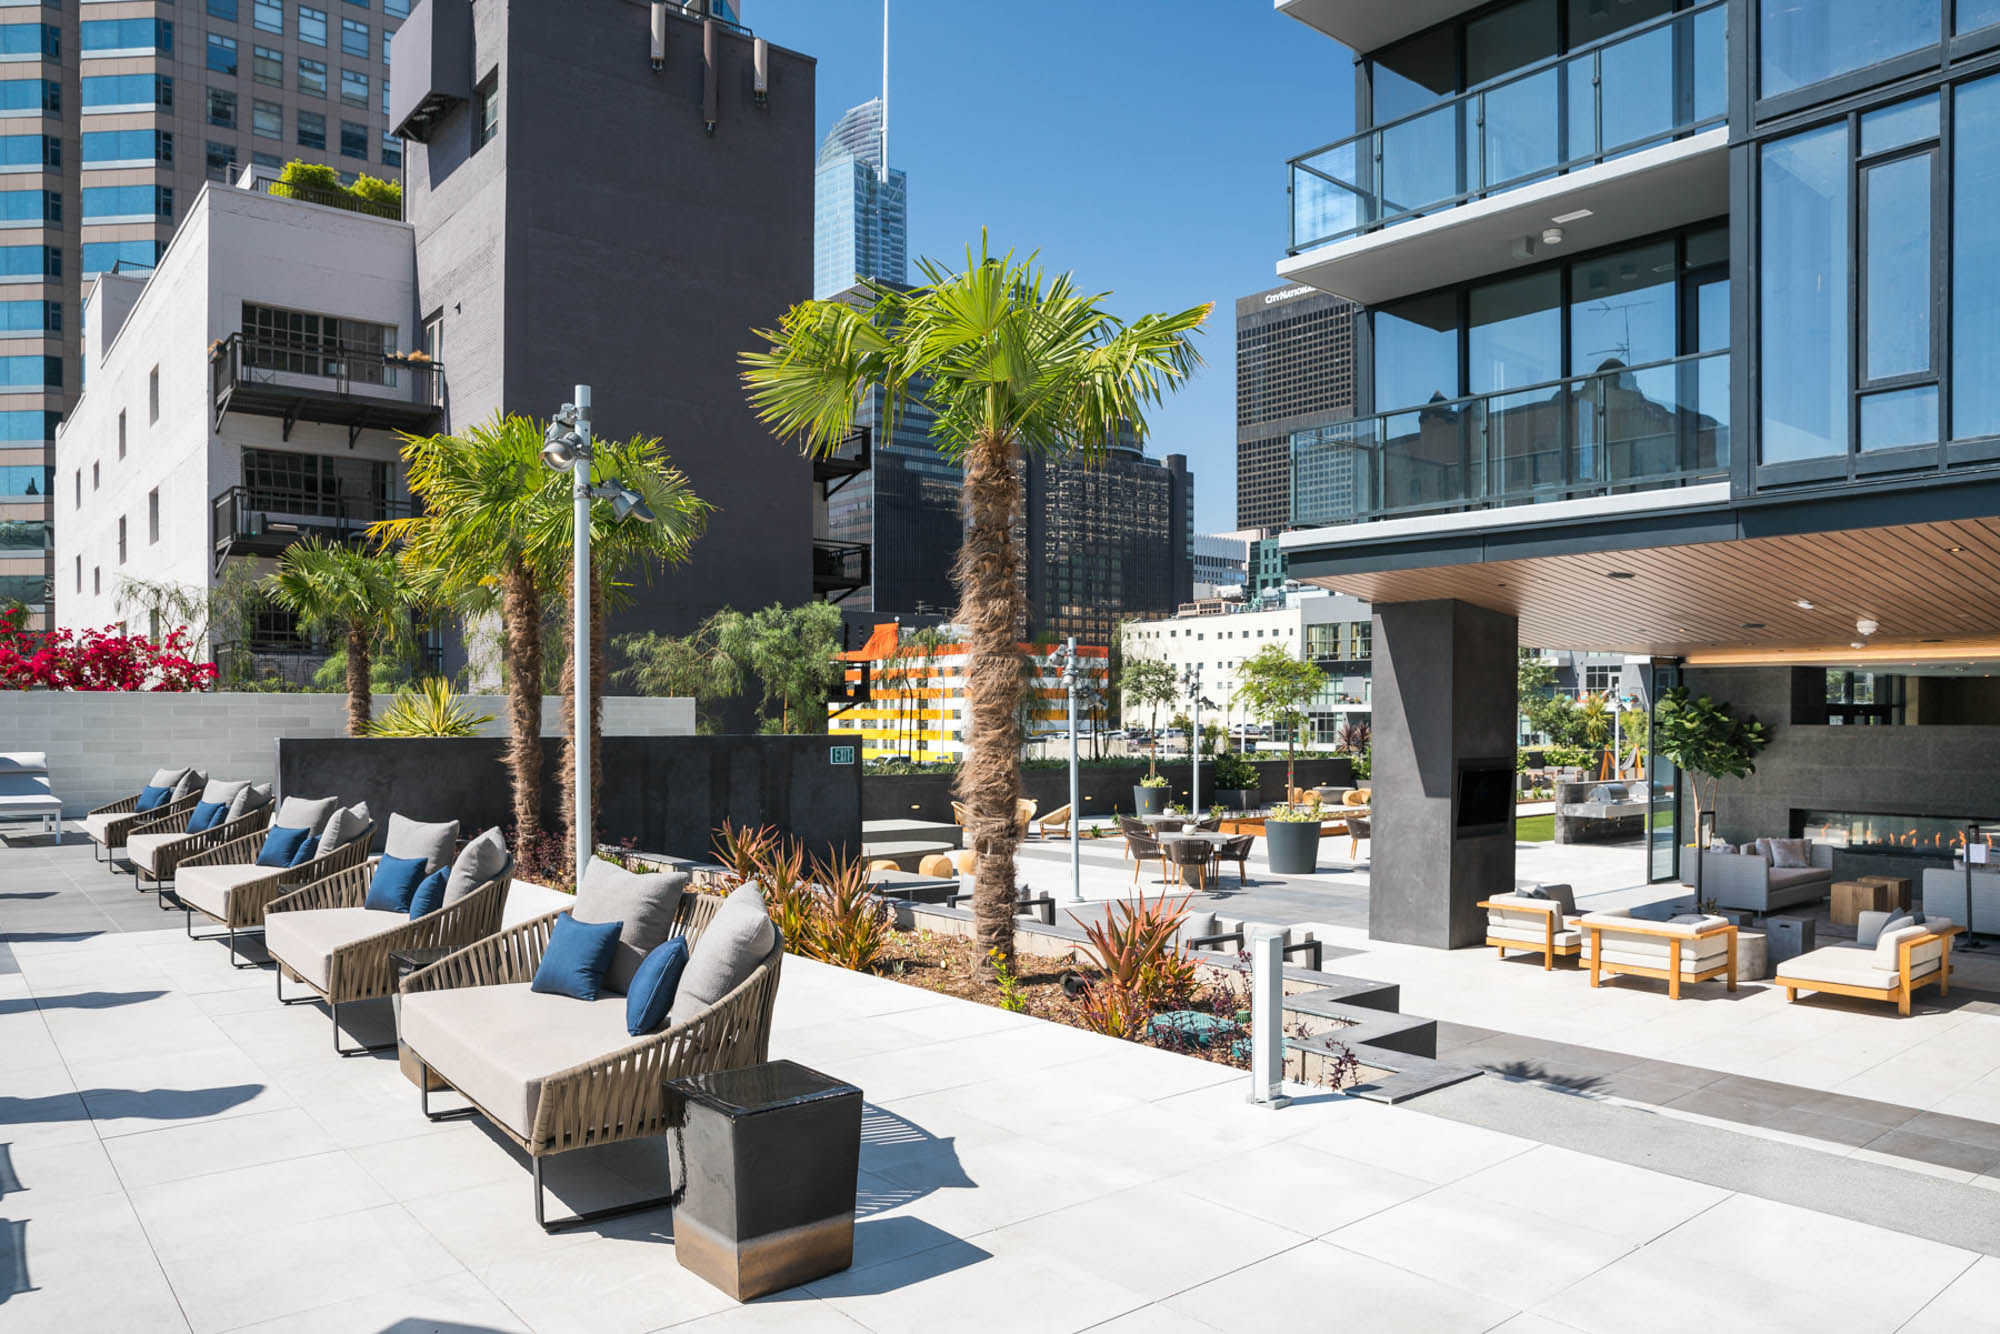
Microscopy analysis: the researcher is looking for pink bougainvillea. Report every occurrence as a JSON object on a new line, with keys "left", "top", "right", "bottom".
{"left": 0, "top": 609, "right": 218, "bottom": 692}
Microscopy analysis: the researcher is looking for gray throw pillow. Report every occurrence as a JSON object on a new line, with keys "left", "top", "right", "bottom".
{"left": 226, "top": 782, "right": 271, "bottom": 823}
{"left": 274, "top": 795, "right": 339, "bottom": 836}
{"left": 1516, "top": 884, "right": 1550, "bottom": 899}
{"left": 573, "top": 857, "right": 689, "bottom": 994}
{"left": 1855, "top": 910, "right": 1894, "bottom": 947}
{"left": 1670, "top": 913, "right": 1710, "bottom": 926}
{"left": 318, "top": 802, "right": 372, "bottom": 854}
{"left": 442, "top": 826, "right": 509, "bottom": 907}
{"left": 1753, "top": 837, "right": 1774, "bottom": 862}
{"left": 1882, "top": 913, "right": 1917, "bottom": 937}
{"left": 1768, "top": 838, "right": 1811, "bottom": 869}
{"left": 147, "top": 766, "right": 193, "bottom": 793}
{"left": 384, "top": 812, "right": 458, "bottom": 874}
{"left": 667, "top": 884, "right": 774, "bottom": 1027}
{"left": 173, "top": 769, "right": 206, "bottom": 800}
{"left": 200, "top": 778, "right": 250, "bottom": 812}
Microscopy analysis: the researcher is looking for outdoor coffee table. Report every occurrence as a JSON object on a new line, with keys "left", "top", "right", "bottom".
{"left": 1831, "top": 880, "right": 1889, "bottom": 926}
{"left": 1857, "top": 874, "right": 1913, "bottom": 911}
{"left": 389, "top": 946, "right": 454, "bottom": 1090}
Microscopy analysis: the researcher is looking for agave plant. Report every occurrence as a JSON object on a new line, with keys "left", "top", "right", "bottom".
{"left": 710, "top": 820, "right": 776, "bottom": 890}
{"left": 1068, "top": 888, "right": 1201, "bottom": 1026}
{"left": 366, "top": 678, "right": 495, "bottom": 738}
{"left": 809, "top": 851, "right": 895, "bottom": 973}
{"left": 758, "top": 838, "right": 821, "bottom": 961}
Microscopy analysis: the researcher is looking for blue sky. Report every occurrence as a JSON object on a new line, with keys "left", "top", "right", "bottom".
{"left": 751, "top": 0, "right": 1359, "bottom": 533}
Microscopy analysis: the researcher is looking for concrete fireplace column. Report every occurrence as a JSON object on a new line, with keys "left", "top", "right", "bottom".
{"left": 1368, "top": 598, "right": 1519, "bottom": 948}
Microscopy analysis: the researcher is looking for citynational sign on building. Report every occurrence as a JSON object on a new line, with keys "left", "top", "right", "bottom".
{"left": 1262, "top": 285, "right": 1317, "bottom": 305}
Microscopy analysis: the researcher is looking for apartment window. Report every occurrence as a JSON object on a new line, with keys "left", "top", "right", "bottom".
{"left": 71, "top": 469, "right": 77, "bottom": 508}
{"left": 340, "top": 17, "right": 367, "bottom": 56}
{"left": 297, "top": 108, "right": 325, "bottom": 149}
{"left": 340, "top": 68, "right": 367, "bottom": 107}
{"left": 386, "top": 0, "right": 408, "bottom": 16}
{"left": 0, "top": 79, "right": 60, "bottom": 114}
{"left": 299, "top": 6, "right": 326, "bottom": 46}
{"left": 1760, "top": 1, "right": 1938, "bottom": 100}
{"left": 0, "top": 135, "right": 59, "bottom": 169}
{"left": 117, "top": 516, "right": 125, "bottom": 564}
{"left": 82, "top": 75, "right": 171, "bottom": 110}
{"left": 252, "top": 45, "right": 283, "bottom": 87}
{"left": 255, "top": 0, "right": 284, "bottom": 34}
{"left": 0, "top": 355, "right": 56, "bottom": 388}
{"left": 209, "top": 0, "right": 239, "bottom": 20}
{"left": 81, "top": 241, "right": 161, "bottom": 275}
{"left": 339, "top": 119, "right": 366, "bottom": 160}
{"left": 381, "top": 131, "right": 401, "bottom": 167}
{"left": 206, "top": 33, "right": 238, "bottom": 76}
{"left": 383, "top": 30, "right": 392, "bottom": 63}
{"left": 82, "top": 129, "right": 173, "bottom": 165}
{"left": 206, "top": 139, "right": 237, "bottom": 182}
{"left": 208, "top": 86, "right": 237, "bottom": 128}
{"left": 117, "top": 411, "right": 125, "bottom": 459}
{"left": 0, "top": 301, "right": 56, "bottom": 333}
{"left": 148, "top": 365, "right": 158, "bottom": 423}
{"left": 252, "top": 150, "right": 282, "bottom": 169}
{"left": 0, "top": 24, "right": 57, "bottom": 59}
{"left": 79, "top": 19, "right": 169, "bottom": 54}
{"left": 242, "top": 303, "right": 393, "bottom": 382}
{"left": 297, "top": 57, "right": 326, "bottom": 98}
{"left": 0, "top": 191, "right": 58, "bottom": 224}
{"left": 82, "top": 185, "right": 173, "bottom": 221}
{"left": 148, "top": 488, "right": 159, "bottom": 543}
{"left": 252, "top": 98, "right": 282, "bottom": 139}
{"left": 476, "top": 71, "right": 498, "bottom": 147}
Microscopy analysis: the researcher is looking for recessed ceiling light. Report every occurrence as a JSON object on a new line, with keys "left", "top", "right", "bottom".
{"left": 1795, "top": 599, "right": 1815, "bottom": 610}
{"left": 1851, "top": 642, "right": 1866, "bottom": 649}
{"left": 1741, "top": 622, "right": 1765, "bottom": 630}
{"left": 1606, "top": 571, "right": 1635, "bottom": 580}
{"left": 1946, "top": 545, "right": 1966, "bottom": 553}
{"left": 1551, "top": 208, "right": 1594, "bottom": 224}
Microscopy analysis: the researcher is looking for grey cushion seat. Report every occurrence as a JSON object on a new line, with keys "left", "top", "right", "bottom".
{"left": 177, "top": 863, "right": 282, "bottom": 920}
{"left": 1767, "top": 867, "right": 1831, "bottom": 892}
{"left": 400, "top": 982, "right": 634, "bottom": 1140}
{"left": 125, "top": 831, "right": 180, "bottom": 875}
{"left": 265, "top": 907, "right": 407, "bottom": 990}
{"left": 83, "top": 812, "right": 123, "bottom": 845}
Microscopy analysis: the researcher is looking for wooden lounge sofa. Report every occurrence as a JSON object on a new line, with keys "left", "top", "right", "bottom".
{"left": 1776, "top": 918, "right": 1959, "bottom": 1016}
{"left": 84, "top": 766, "right": 204, "bottom": 866}
{"left": 1580, "top": 909, "right": 1738, "bottom": 999}
{"left": 1479, "top": 886, "right": 1581, "bottom": 969}
{"left": 174, "top": 801, "right": 373, "bottom": 967}
{"left": 400, "top": 883, "right": 783, "bottom": 1230}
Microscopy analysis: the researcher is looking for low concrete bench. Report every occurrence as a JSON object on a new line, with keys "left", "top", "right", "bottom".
{"left": 0, "top": 752, "right": 61, "bottom": 837}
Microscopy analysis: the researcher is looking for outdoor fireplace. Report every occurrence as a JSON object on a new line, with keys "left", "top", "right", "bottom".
{"left": 1795, "top": 810, "right": 2000, "bottom": 861}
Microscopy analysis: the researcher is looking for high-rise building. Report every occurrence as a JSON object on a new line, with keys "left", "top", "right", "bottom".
{"left": 1022, "top": 446, "right": 1192, "bottom": 647}
{"left": 1192, "top": 533, "right": 1249, "bottom": 596}
{"left": 813, "top": 99, "right": 906, "bottom": 299}
{"left": 4, "top": 0, "right": 406, "bottom": 628}
{"left": 820, "top": 378, "right": 960, "bottom": 619}
{"left": 1235, "top": 283, "right": 1356, "bottom": 531}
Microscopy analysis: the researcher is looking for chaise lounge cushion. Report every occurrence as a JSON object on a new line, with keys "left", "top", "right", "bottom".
{"left": 84, "top": 811, "right": 131, "bottom": 845}
{"left": 265, "top": 906, "right": 408, "bottom": 991}
{"left": 125, "top": 831, "right": 178, "bottom": 875}
{"left": 226, "top": 782, "right": 273, "bottom": 822}
{"left": 668, "top": 884, "right": 774, "bottom": 1027}
{"left": 400, "top": 982, "right": 635, "bottom": 1140}
{"left": 571, "top": 857, "right": 687, "bottom": 994}
{"left": 176, "top": 862, "right": 284, "bottom": 921}
{"left": 1580, "top": 911, "right": 1732, "bottom": 972}
{"left": 1778, "top": 943, "right": 1940, "bottom": 993}
{"left": 384, "top": 813, "right": 458, "bottom": 874}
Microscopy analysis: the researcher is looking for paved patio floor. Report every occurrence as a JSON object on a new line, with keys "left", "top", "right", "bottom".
{"left": 5, "top": 831, "right": 2000, "bottom": 1332}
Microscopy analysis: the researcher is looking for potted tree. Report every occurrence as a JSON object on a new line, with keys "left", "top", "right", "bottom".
{"left": 1264, "top": 804, "right": 1323, "bottom": 875}
{"left": 1652, "top": 687, "right": 1769, "bottom": 846}
{"left": 1210, "top": 749, "right": 1260, "bottom": 812}
{"left": 1121, "top": 656, "right": 1179, "bottom": 816}
{"left": 1233, "top": 645, "right": 1326, "bottom": 800}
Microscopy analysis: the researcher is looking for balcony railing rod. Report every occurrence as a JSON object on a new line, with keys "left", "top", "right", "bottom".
{"left": 1285, "top": 0, "right": 1723, "bottom": 167}
{"left": 1361, "top": 349, "right": 1725, "bottom": 424}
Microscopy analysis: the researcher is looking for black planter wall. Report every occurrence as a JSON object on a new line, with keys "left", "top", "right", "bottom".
{"left": 276, "top": 735, "right": 862, "bottom": 863}
{"left": 864, "top": 756, "right": 1356, "bottom": 824}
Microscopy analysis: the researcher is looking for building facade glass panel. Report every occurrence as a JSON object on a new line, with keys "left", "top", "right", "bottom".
{"left": 1759, "top": 0, "right": 1938, "bottom": 98}
{"left": 1953, "top": 73, "right": 2000, "bottom": 439}
{"left": 81, "top": 240, "right": 160, "bottom": 274}
{"left": 1759, "top": 123, "right": 1848, "bottom": 461}
{"left": 1861, "top": 152, "right": 1933, "bottom": 383}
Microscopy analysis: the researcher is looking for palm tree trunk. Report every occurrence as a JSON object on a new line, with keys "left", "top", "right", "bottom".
{"left": 500, "top": 560, "right": 544, "bottom": 856}
{"left": 345, "top": 621, "right": 371, "bottom": 736}
{"left": 952, "top": 432, "right": 1026, "bottom": 972}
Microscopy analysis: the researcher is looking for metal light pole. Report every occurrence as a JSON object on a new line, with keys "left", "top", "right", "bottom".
{"left": 1183, "top": 663, "right": 1202, "bottom": 811}
{"left": 1056, "top": 637, "right": 1082, "bottom": 903}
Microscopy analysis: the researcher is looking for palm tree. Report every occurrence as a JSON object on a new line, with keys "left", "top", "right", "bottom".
{"left": 262, "top": 539, "right": 414, "bottom": 735}
{"left": 375, "top": 416, "right": 564, "bottom": 853}
{"left": 524, "top": 432, "right": 709, "bottom": 868}
{"left": 743, "top": 238, "right": 1207, "bottom": 969}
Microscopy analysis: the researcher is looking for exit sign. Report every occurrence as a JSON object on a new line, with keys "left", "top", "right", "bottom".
{"left": 829, "top": 745, "right": 856, "bottom": 765}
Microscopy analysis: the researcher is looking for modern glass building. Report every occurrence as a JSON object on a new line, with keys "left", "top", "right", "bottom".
{"left": 1273, "top": 0, "right": 2000, "bottom": 948}
{"left": 1021, "top": 445, "right": 1193, "bottom": 647}
{"left": 1236, "top": 282, "right": 1357, "bottom": 530}
{"left": 812, "top": 99, "right": 906, "bottom": 300}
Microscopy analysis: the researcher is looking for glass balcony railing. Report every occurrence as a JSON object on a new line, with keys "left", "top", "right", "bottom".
{"left": 1290, "top": 349, "right": 1729, "bottom": 526}
{"left": 1288, "top": 1, "right": 1726, "bottom": 254}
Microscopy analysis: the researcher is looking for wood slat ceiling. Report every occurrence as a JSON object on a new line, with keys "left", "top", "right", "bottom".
{"left": 1302, "top": 515, "right": 2000, "bottom": 660}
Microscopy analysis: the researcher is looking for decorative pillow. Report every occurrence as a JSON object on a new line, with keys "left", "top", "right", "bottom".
{"left": 531, "top": 912, "right": 624, "bottom": 1002}
{"left": 667, "top": 884, "right": 774, "bottom": 1026}
{"left": 625, "top": 937, "right": 691, "bottom": 1035}
{"left": 1855, "top": 910, "right": 1898, "bottom": 947}
{"left": 441, "top": 826, "right": 508, "bottom": 907}
{"left": 287, "top": 834, "right": 321, "bottom": 868}
{"left": 384, "top": 813, "right": 458, "bottom": 874}
{"left": 572, "top": 857, "right": 688, "bottom": 994}
{"left": 1767, "top": 838, "right": 1811, "bottom": 869}
{"left": 1873, "top": 920, "right": 1934, "bottom": 968}
{"left": 1738, "top": 842, "right": 1760, "bottom": 856}
{"left": 185, "top": 800, "right": 228, "bottom": 833}
{"left": 1752, "top": 837, "right": 1774, "bottom": 862}
{"left": 256, "top": 826, "right": 313, "bottom": 868}
{"left": 318, "top": 803, "right": 372, "bottom": 855}
{"left": 198, "top": 778, "right": 251, "bottom": 814}
{"left": 363, "top": 854, "right": 430, "bottom": 913}
{"left": 1669, "top": 913, "right": 1711, "bottom": 926}
{"left": 135, "top": 784, "right": 172, "bottom": 812}
{"left": 171, "top": 769, "right": 206, "bottom": 800}
{"left": 407, "top": 865, "right": 450, "bottom": 919}
{"left": 227, "top": 782, "right": 272, "bottom": 823}
{"left": 146, "top": 765, "right": 193, "bottom": 794}
{"left": 273, "top": 795, "right": 339, "bottom": 836}
{"left": 1516, "top": 884, "right": 1550, "bottom": 899}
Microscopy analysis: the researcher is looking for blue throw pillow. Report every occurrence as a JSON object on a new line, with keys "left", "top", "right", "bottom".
{"left": 256, "top": 825, "right": 312, "bottom": 868}
{"left": 407, "top": 865, "right": 450, "bottom": 919}
{"left": 185, "top": 800, "right": 227, "bottom": 834}
{"left": 287, "top": 834, "right": 320, "bottom": 868}
{"left": 624, "top": 937, "right": 690, "bottom": 1036}
{"left": 531, "top": 912, "right": 624, "bottom": 1002}
{"left": 362, "top": 854, "right": 429, "bottom": 912}
{"left": 135, "top": 784, "right": 171, "bottom": 812}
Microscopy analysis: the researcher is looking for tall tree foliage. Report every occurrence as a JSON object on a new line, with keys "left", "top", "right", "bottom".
{"left": 709, "top": 602, "right": 844, "bottom": 734}
{"left": 1118, "top": 656, "right": 1179, "bottom": 779}
{"left": 1233, "top": 644, "right": 1327, "bottom": 796}
{"left": 1653, "top": 687, "right": 1769, "bottom": 840}
{"left": 743, "top": 237, "right": 1207, "bottom": 969}
{"left": 261, "top": 539, "right": 414, "bottom": 735}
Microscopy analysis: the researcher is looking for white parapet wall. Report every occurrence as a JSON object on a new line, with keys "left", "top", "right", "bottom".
{"left": 1, "top": 693, "right": 696, "bottom": 816}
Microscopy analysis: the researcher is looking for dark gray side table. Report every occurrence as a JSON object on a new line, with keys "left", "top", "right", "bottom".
{"left": 389, "top": 946, "right": 454, "bottom": 1090}
{"left": 1764, "top": 916, "right": 1816, "bottom": 967}
{"left": 665, "top": 1059, "right": 862, "bottom": 1301}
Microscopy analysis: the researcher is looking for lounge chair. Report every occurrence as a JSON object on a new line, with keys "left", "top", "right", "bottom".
{"left": 400, "top": 881, "right": 782, "bottom": 1230}
{"left": 1479, "top": 888, "right": 1581, "bottom": 970}
{"left": 266, "top": 821, "right": 511, "bottom": 1055}
{"left": 1033, "top": 803, "right": 1072, "bottom": 839}
{"left": 0, "top": 753, "right": 62, "bottom": 838}
{"left": 1777, "top": 918, "right": 1959, "bottom": 1016}
{"left": 85, "top": 766, "right": 204, "bottom": 866}
{"left": 175, "top": 801, "right": 373, "bottom": 967}
{"left": 1580, "top": 909, "right": 1737, "bottom": 999}
{"left": 126, "top": 779, "right": 274, "bottom": 900}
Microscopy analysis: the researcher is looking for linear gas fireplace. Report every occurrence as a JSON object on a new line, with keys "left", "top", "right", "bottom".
{"left": 1795, "top": 810, "right": 2000, "bottom": 862}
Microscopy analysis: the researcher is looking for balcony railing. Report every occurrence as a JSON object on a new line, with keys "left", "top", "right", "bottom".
{"left": 813, "top": 426, "right": 871, "bottom": 495}
{"left": 1288, "top": 1, "right": 1725, "bottom": 254}
{"left": 212, "top": 331, "right": 444, "bottom": 441}
{"left": 212, "top": 484, "right": 416, "bottom": 562}
{"left": 1291, "top": 349, "right": 1728, "bottom": 527}
{"left": 813, "top": 539, "right": 870, "bottom": 602}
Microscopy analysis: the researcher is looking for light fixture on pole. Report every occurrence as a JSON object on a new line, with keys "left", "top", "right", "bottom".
{"left": 1182, "top": 663, "right": 1202, "bottom": 812}
{"left": 1052, "top": 637, "right": 1082, "bottom": 903}
{"left": 541, "top": 385, "right": 655, "bottom": 878}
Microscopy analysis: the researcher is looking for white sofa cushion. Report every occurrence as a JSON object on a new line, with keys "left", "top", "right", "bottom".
{"left": 177, "top": 863, "right": 277, "bottom": 921}
{"left": 1580, "top": 913, "right": 1731, "bottom": 971}
{"left": 1875, "top": 921, "right": 1949, "bottom": 972}
{"left": 125, "top": 831, "right": 178, "bottom": 875}
{"left": 83, "top": 811, "right": 122, "bottom": 845}
{"left": 265, "top": 906, "right": 406, "bottom": 990}
{"left": 1767, "top": 866, "right": 1831, "bottom": 892}
{"left": 400, "top": 981, "right": 633, "bottom": 1140}
{"left": 1488, "top": 922, "right": 1583, "bottom": 949}
{"left": 1779, "top": 943, "right": 1936, "bottom": 992}
{"left": 384, "top": 813, "right": 458, "bottom": 874}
